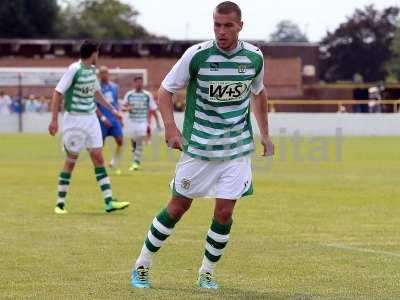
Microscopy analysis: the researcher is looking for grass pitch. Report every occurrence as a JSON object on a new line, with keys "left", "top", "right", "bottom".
{"left": 1, "top": 134, "right": 400, "bottom": 299}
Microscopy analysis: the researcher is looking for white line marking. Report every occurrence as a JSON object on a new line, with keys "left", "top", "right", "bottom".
{"left": 325, "top": 243, "right": 400, "bottom": 258}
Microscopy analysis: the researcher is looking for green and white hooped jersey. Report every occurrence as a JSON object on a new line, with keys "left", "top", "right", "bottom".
{"left": 55, "top": 61, "right": 100, "bottom": 114}
{"left": 123, "top": 89, "right": 157, "bottom": 123}
{"left": 162, "top": 40, "right": 265, "bottom": 161}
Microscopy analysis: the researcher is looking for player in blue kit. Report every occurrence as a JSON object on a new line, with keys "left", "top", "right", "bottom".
{"left": 96, "top": 66, "right": 124, "bottom": 175}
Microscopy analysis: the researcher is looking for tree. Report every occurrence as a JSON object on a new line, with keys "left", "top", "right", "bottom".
{"left": 269, "top": 20, "right": 309, "bottom": 43}
{"left": 387, "top": 20, "right": 400, "bottom": 81}
{"left": 320, "top": 5, "right": 399, "bottom": 82}
{"left": 0, "top": 0, "right": 60, "bottom": 38}
{"left": 61, "top": 0, "right": 151, "bottom": 39}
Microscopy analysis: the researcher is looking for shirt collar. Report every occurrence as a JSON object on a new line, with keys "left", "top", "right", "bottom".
{"left": 214, "top": 40, "right": 243, "bottom": 56}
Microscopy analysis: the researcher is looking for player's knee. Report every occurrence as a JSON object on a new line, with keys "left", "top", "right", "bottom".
{"left": 64, "top": 154, "right": 78, "bottom": 171}
{"left": 167, "top": 206, "right": 188, "bottom": 220}
{"left": 214, "top": 207, "right": 233, "bottom": 224}
{"left": 167, "top": 198, "right": 192, "bottom": 219}
{"left": 95, "top": 156, "right": 104, "bottom": 166}
{"left": 65, "top": 159, "right": 76, "bottom": 168}
{"left": 91, "top": 151, "right": 104, "bottom": 166}
{"left": 64, "top": 162, "right": 76, "bottom": 172}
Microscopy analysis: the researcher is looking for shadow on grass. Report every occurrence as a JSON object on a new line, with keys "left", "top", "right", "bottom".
{"left": 127, "top": 285, "right": 316, "bottom": 300}
{"left": 70, "top": 211, "right": 128, "bottom": 216}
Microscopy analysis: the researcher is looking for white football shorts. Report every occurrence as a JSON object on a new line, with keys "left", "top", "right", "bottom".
{"left": 127, "top": 121, "right": 148, "bottom": 140}
{"left": 62, "top": 112, "right": 103, "bottom": 154}
{"left": 171, "top": 153, "right": 253, "bottom": 200}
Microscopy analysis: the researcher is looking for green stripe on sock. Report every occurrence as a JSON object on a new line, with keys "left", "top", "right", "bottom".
{"left": 95, "top": 167, "right": 106, "bottom": 174}
{"left": 205, "top": 249, "right": 220, "bottom": 263}
{"left": 211, "top": 218, "right": 233, "bottom": 235}
{"left": 94, "top": 167, "right": 112, "bottom": 205}
{"left": 60, "top": 172, "right": 71, "bottom": 179}
{"left": 206, "top": 236, "right": 227, "bottom": 250}
{"left": 150, "top": 224, "right": 169, "bottom": 241}
{"left": 145, "top": 238, "right": 160, "bottom": 253}
{"left": 58, "top": 191, "right": 67, "bottom": 198}
{"left": 156, "top": 208, "right": 178, "bottom": 229}
{"left": 59, "top": 180, "right": 69, "bottom": 185}
{"left": 100, "top": 184, "right": 111, "bottom": 191}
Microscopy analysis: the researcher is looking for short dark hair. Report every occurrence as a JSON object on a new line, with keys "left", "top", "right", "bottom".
{"left": 215, "top": 1, "right": 241, "bottom": 20}
{"left": 134, "top": 76, "right": 143, "bottom": 81}
{"left": 80, "top": 40, "right": 99, "bottom": 59}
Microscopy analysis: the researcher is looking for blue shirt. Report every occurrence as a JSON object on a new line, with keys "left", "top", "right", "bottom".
{"left": 98, "top": 81, "right": 119, "bottom": 121}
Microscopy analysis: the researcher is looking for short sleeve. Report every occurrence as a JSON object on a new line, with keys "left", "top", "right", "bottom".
{"left": 94, "top": 78, "right": 101, "bottom": 92}
{"left": 55, "top": 63, "right": 79, "bottom": 94}
{"left": 161, "top": 45, "right": 199, "bottom": 93}
{"left": 251, "top": 59, "right": 265, "bottom": 95}
{"left": 5, "top": 95, "right": 12, "bottom": 105}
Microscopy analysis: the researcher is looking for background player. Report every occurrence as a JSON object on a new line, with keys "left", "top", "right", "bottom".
{"left": 48, "top": 40, "right": 130, "bottom": 214}
{"left": 144, "top": 103, "right": 162, "bottom": 145}
{"left": 123, "top": 76, "right": 158, "bottom": 171}
{"left": 96, "top": 65, "right": 124, "bottom": 175}
{"left": 130, "top": 1, "right": 274, "bottom": 289}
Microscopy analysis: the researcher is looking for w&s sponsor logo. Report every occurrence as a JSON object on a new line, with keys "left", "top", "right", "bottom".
{"left": 208, "top": 80, "right": 251, "bottom": 102}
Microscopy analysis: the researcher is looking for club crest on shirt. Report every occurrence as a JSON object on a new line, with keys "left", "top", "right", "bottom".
{"left": 181, "top": 178, "right": 191, "bottom": 190}
{"left": 238, "top": 64, "right": 247, "bottom": 73}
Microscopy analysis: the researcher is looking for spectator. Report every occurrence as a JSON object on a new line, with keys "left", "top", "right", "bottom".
{"left": 10, "top": 97, "right": 23, "bottom": 114}
{"left": 337, "top": 105, "right": 347, "bottom": 113}
{"left": 368, "top": 86, "right": 383, "bottom": 113}
{"left": 352, "top": 88, "right": 368, "bottom": 113}
{"left": 0, "top": 90, "right": 12, "bottom": 115}
{"left": 25, "top": 94, "right": 42, "bottom": 112}
{"left": 39, "top": 96, "right": 50, "bottom": 112}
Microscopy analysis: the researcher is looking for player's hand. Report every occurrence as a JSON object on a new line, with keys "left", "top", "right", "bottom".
{"left": 124, "top": 104, "right": 133, "bottom": 112}
{"left": 165, "top": 124, "right": 182, "bottom": 150}
{"left": 48, "top": 120, "right": 58, "bottom": 136}
{"left": 117, "top": 113, "right": 124, "bottom": 126}
{"left": 261, "top": 135, "right": 274, "bottom": 157}
{"left": 101, "top": 116, "right": 112, "bottom": 128}
{"left": 112, "top": 109, "right": 123, "bottom": 124}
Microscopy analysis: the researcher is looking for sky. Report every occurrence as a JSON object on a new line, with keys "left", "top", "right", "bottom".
{"left": 122, "top": 0, "right": 399, "bottom": 42}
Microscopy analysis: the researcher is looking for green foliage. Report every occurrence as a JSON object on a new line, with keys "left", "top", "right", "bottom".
{"left": 320, "top": 5, "right": 399, "bottom": 83}
{"left": 0, "top": 0, "right": 60, "bottom": 38}
{"left": 60, "top": 0, "right": 150, "bottom": 39}
{"left": 387, "top": 20, "right": 400, "bottom": 81}
{"left": 0, "top": 0, "right": 151, "bottom": 39}
{"left": 269, "top": 20, "right": 309, "bottom": 43}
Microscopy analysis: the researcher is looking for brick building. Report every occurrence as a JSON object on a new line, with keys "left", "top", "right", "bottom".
{"left": 0, "top": 39, "right": 319, "bottom": 100}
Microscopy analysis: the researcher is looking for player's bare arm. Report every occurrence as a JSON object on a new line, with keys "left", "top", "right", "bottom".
{"left": 157, "top": 87, "right": 182, "bottom": 150}
{"left": 121, "top": 103, "right": 133, "bottom": 112}
{"left": 150, "top": 109, "right": 162, "bottom": 130}
{"left": 95, "top": 90, "right": 123, "bottom": 123}
{"left": 96, "top": 107, "right": 112, "bottom": 128}
{"left": 253, "top": 89, "right": 274, "bottom": 156}
{"left": 48, "top": 90, "right": 62, "bottom": 136}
